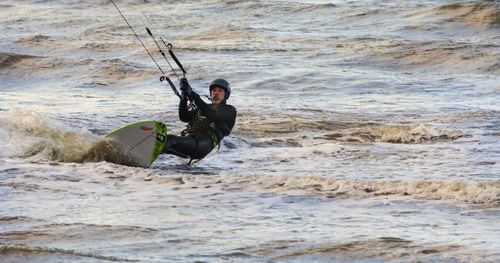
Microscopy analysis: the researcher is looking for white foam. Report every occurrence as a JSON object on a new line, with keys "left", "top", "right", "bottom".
{"left": 371, "top": 123, "right": 464, "bottom": 143}
{"left": 186, "top": 174, "right": 500, "bottom": 206}
{"left": 0, "top": 110, "right": 100, "bottom": 162}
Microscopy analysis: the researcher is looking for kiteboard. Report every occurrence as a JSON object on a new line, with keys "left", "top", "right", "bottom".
{"left": 104, "top": 120, "right": 167, "bottom": 168}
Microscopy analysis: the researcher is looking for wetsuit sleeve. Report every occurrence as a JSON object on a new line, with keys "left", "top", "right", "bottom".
{"left": 178, "top": 96, "right": 196, "bottom": 122}
{"left": 190, "top": 92, "right": 236, "bottom": 122}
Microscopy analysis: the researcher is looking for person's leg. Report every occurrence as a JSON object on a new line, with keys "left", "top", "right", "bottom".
{"left": 162, "top": 134, "right": 214, "bottom": 159}
{"left": 162, "top": 135, "right": 196, "bottom": 158}
{"left": 192, "top": 136, "right": 214, "bottom": 159}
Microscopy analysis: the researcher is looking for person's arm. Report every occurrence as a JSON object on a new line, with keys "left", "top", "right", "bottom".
{"left": 190, "top": 92, "right": 236, "bottom": 122}
{"left": 178, "top": 95, "right": 196, "bottom": 122}
{"left": 177, "top": 78, "right": 197, "bottom": 122}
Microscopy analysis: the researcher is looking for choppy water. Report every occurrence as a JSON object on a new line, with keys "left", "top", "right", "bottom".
{"left": 1, "top": 0, "right": 499, "bottom": 262}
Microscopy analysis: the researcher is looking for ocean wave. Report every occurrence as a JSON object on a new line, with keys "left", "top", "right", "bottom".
{"left": 234, "top": 237, "right": 497, "bottom": 262}
{"left": 171, "top": 174, "right": 500, "bottom": 206}
{"left": 0, "top": 220, "right": 162, "bottom": 262}
{"left": 0, "top": 111, "right": 99, "bottom": 162}
{"left": 0, "top": 216, "right": 40, "bottom": 223}
{"left": 181, "top": 25, "right": 267, "bottom": 46}
{"left": 0, "top": 111, "right": 166, "bottom": 166}
{"left": 237, "top": 111, "right": 467, "bottom": 146}
{"left": 17, "top": 0, "right": 111, "bottom": 8}
{"left": 177, "top": 22, "right": 312, "bottom": 52}
{"left": 335, "top": 37, "right": 500, "bottom": 74}
{"left": 95, "top": 58, "right": 155, "bottom": 79}
{"left": 433, "top": 2, "right": 500, "bottom": 27}
{"left": 33, "top": 222, "right": 161, "bottom": 239}
{"left": 224, "top": 1, "right": 337, "bottom": 13}
{"left": 274, "top": 238, "right": 460, "bottom": 262}
{"left": 291, "top": 3, "right": 337, "bottom": 13}
{"left": 332, "top": 123, "right": 466, "bottom": 144}
{"left": 15, "top": 35, "right": 53, "bottom": 46}
{"left": 0, "top": 53, "right": 38, "bottom": 70}
{"left": 0, "top": 52, "right": 71, "bottom": 74}
{"left": 0, "top": 244, "right": 136, "bottom": 262}
{"left": 179, "top": 45, "right": 292, "bottom": 53}
{"left": 80, "top": 42, "right": 113, "bottom": 51}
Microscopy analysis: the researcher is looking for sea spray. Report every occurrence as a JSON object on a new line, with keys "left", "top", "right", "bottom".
{"left": 0, "top": 110, "right": 99, "bottom": 162}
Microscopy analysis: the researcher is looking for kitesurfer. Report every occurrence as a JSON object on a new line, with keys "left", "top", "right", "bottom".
{"left": 162, "top": 78, "right": 237, "bottom": 162}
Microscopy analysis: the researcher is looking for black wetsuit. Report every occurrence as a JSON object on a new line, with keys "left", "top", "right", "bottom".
{"left": 162, "top": 92, "right": 237, "bottom": 160}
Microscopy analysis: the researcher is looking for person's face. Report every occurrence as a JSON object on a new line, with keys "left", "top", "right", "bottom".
{"left": 211, "top": 86, "right": 226, "bottom": 104}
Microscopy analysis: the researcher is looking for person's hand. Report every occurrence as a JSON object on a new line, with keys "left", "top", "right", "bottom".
{"left": 180, "top": 78, "right": 192, "bottom": 96}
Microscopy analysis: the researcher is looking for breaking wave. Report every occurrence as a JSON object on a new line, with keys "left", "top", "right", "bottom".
{"left": 329, "top": 123, "right": 467, "bottom": 144}
{"left": 237, "top": 111, "right": 467, "bottom": 146}
{"left": 0, "top": 111, "right": 158, "bottom": 166}
{"left": 172, "top": 174, "right": 500, "bottom": 206}
{"left": 0, "top": 111, "right": 99, "bottom": 162}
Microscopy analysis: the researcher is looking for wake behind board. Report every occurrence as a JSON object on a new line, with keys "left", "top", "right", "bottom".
{"left": 104, "top": 120, "right": 167, "bottom": 168}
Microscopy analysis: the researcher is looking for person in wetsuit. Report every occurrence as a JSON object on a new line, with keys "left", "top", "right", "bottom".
{"left": 162, "top": 78, "right": 237, "bottom": 162}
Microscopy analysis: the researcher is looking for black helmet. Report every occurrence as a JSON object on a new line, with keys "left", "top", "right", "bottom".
{"left": 209, "top": 78, "right": 231, "bottom": 100}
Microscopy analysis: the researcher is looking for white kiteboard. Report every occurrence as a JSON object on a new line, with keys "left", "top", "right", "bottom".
{"left": 104, "top": 120, "right": 167, "bottom": 168}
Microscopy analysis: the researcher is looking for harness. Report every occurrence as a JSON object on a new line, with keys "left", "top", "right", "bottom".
{"left": 181, "top": 113, "right": 222, "bottom": 165}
